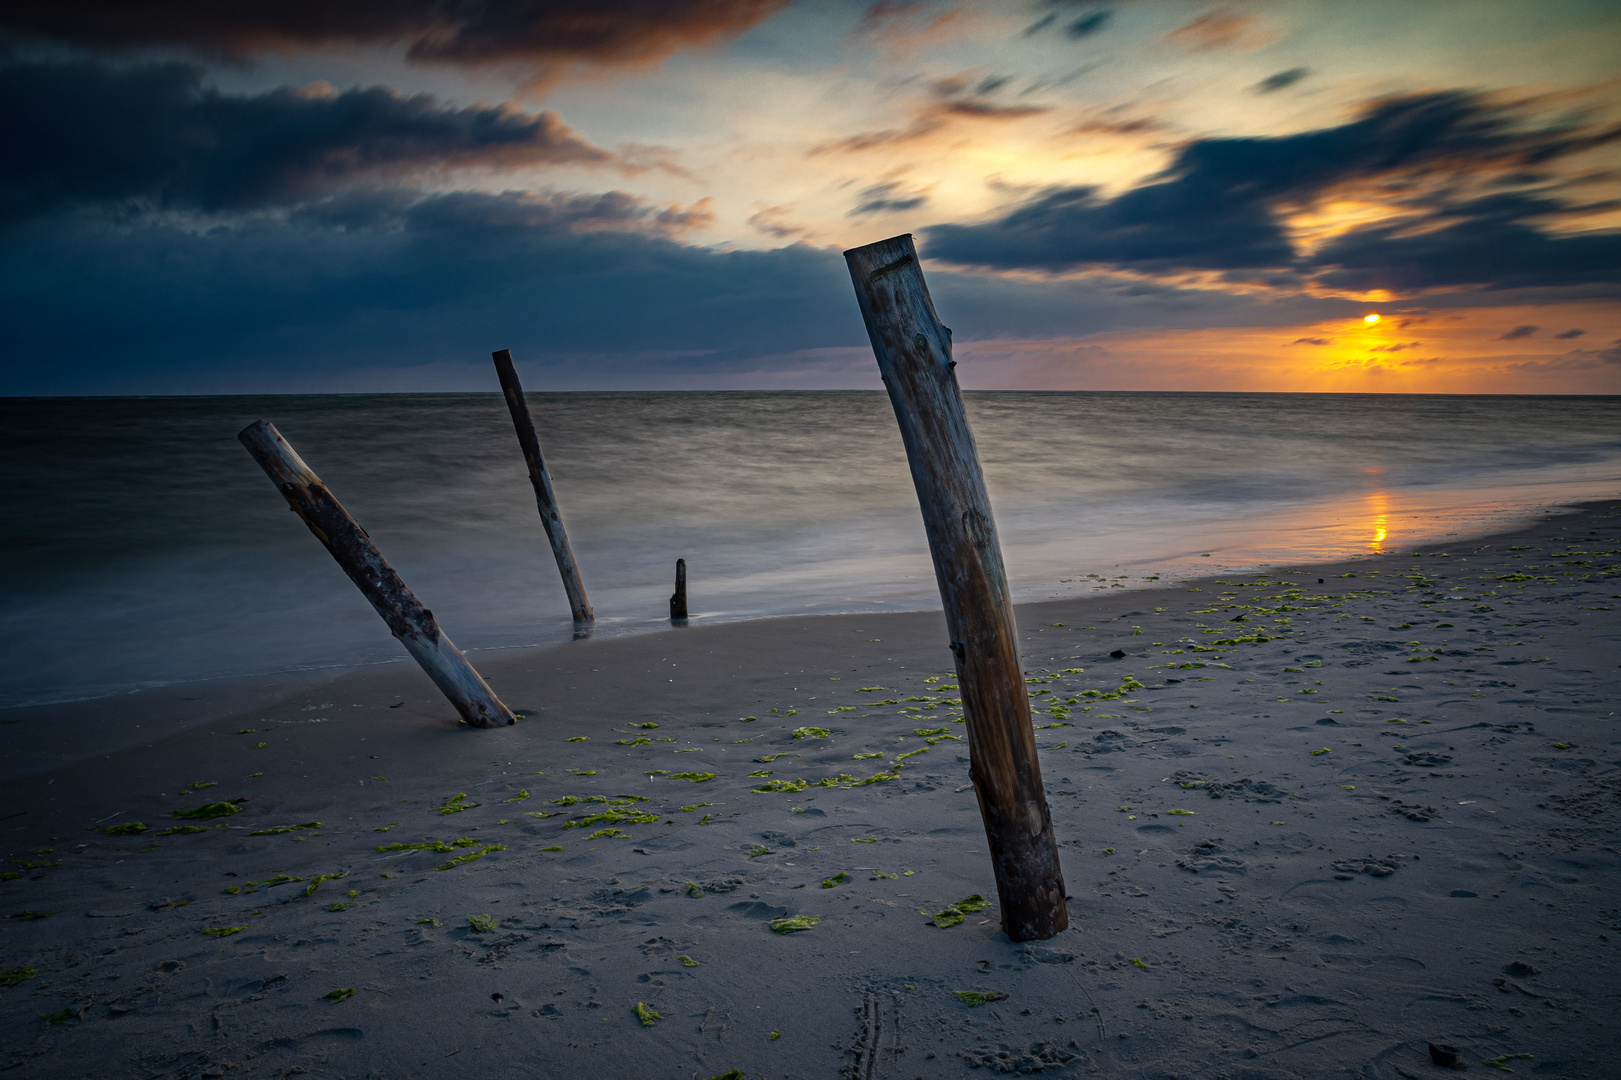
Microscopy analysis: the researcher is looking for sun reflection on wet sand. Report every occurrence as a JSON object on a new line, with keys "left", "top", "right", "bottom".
{"left": 1367, "top": 489, "right": 1389, "bottom": 553}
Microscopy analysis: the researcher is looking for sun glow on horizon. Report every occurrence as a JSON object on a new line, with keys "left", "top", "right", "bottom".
{"left": 1364, "top": 313, "right": 1381, "bottom": 324}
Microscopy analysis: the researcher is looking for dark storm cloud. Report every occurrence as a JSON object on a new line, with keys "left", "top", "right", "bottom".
{"left": 0, "top": 188, "right": 858, "bottom": 388}
{"left": 1066, "top": 12, "right": 1113, "bottom": 38}
{"left": 847, "top": 181, "right": 928, "bottom": 217}
{"left": 0, "top": 0, "right": 787, "bottom": 71}
{"left": 1254, "top": 67, "right": 1308, "bottom": 94}
{"left": 0, "top": 58, "right": 612, "bottom": 223}
{"left": 1498, "top": 324, "right": 1539, "bottom": 340}
{"left": 0, "top": 183, "right": 1347, "bottom": 392}
{"left": 925, "top": 90, "right": 1621, "bottom": 294}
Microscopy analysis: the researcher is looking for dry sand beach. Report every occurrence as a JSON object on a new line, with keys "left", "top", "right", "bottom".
{"left": 2, "top": 502, "right": 1618, "bottom": 1079}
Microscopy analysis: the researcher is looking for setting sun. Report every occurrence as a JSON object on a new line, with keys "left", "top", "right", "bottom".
{"left": 1364, "top": 314, "right": 1381, "bottom": 324}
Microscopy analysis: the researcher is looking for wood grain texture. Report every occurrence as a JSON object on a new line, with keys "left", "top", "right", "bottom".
{"left": 492, "top": 349, "right": 594, "bottom": 624}
{"left": 843, "top": 233, "right": 1068, "bottom": 941}
{"left": 238, "top": 420, "right": 515, "bottom": 729}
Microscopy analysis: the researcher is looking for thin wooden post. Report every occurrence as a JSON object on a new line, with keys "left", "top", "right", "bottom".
{"left": 670, "top": 558, "right": 688, "bottom": 621}
{"left": 843, "top": 234, "right": 1068, "bottom": 941}
{"left": 491, "top": 349, "right": 594, "bottom": 625}
{"left": 238, "top": 420, "right": 515, "bottom": 729}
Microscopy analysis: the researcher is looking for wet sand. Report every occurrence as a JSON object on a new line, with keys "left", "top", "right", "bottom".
{"left": 2, "top": 502, "right": 1618, "bottom": 1079}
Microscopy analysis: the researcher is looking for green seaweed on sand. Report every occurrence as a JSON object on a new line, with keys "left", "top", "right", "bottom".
{"left": 324, "top": 987, "right": 355, "bottom": 1002}
{"left": 587, "top": 828, "right": 630, "bottom": 839}
{"left": 953, "top": 991, "right": 1007, "bottom": 1006}
{"left": 102, "top": 821, "right": 148, "bottom": 836}
{"left": 5, "top": 909, "right": 56, "bottom": 920}
{"left": 565, "top": 809, "right": 659, "bottom": 829}
{"left": 416, "top": 918, "right": 442, "bottom": 927}
{"left": 466, "top": 914, "right": 499, "bottom": 932}
{"left": 526, "top": 810, "right": 561, "bottom": 818}
{"left": 748, "top": 769, "right": 774, "bottom": 777}
{"left": 1166, "top": 809, "right": 1198, "bottom": 816}
{"left": 895, "top": 747, "right": 928, "bottom": 762}
{"left": 753, "top": 779, "right": 808, "bottom": 793}
{"left": 222, "top": 873, "right": 303, "bottom": 895}
{"left": 634, "top": 1001, "right": 663, "bottom": 1027}
{"left": 679, "top": 803, "right": 714, "bottom": 812}
{"left": 1481, "top": 1054, "right": 1533, "bottom": 1072}
{"left": 757, "top": 753, "right": 788, "bottom": 762}
{"left": 770, "top": 915, "right": 820, "bottom": 933}
{"left": 374, "top": 822, "right": 399, "bottom": 832}
{"left": 929, "top": 894, "right": 988, "bottom": 928}
{"left": 821, "top": 871, "right": 848, "bottom": 889}
{"left": 202, "top": 925, "right": 247, "bottom": 938}
{"left": 851, "top": 837, "right": 877, "bottom": 844}
{"left": 686, "top": 881, "right": 704, "bottom": 898}
{"left": 41, "top": 1007, "right": 74, "bottom": 1026}
{"left": 913, "top": 727, "right": 949, "bottom": 736}
{"left": 248, "top": 821, "right": 322, "bottom": 835}
{"left": 504, "top": 790, "right": 531, "bottom": 802}
{"left": 617, "top": 737, "right": 653, "bottom": 746}
{"left": 633, "top": 722, "right": 661, "bottom": 729}
{"left": 792, "top": 727, "right": 830, "bottom": 739}
{"left": 669, "top": 771, "right": 716, "bottom": 782}
{"left": 1311, "top": 748, "right": 1332, "bottom": 756}
{"left": 745, "top": 844, "right": 772, "bottom": 857}
{"left": 377, "top": 837, "right": 479, "bottom": 854}
{"left": 706, "top": 1069, "right": 747, "bottom": 1079}
{"left": 541, "top": 845, "right": 563, "bottom": 852}
{"left": 173, "top": 801, "right": 240, "bottom": 821}
{"left": 436, "top": 793, "right": 480, "bottom": 815}
{"left": 677, "top": 954, "right": 701, "bottom": 966}
{"left": 551, "top": 795, "right": 582, "bottom": 805}
{"left": 186, "top": 780, "right": 217, "bottom": 791}
{"left": 327, "top": 902, "right": 354, "bottom": 912}
{"left": 566, "top": 736, "right": 589, "bottom": 742}
{"left": 1, "top": 965, "right": 41, "bottom": 986}
{"left": 303, "top": 872, "right": 348, "bottom": 897}
{"left": 249, "top": 742, "right": 267, "bottom": 749}
{"left": 435, "top": 844, "right": 506, "bottom": 870}
{"left": 1131, "top": 957, "right": 1149, "bottom": 969}
{"left": 853, "top": 752, "right": 884, "bottom": 760}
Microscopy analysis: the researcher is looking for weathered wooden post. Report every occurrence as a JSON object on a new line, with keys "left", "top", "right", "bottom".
{"left": 491, "top": 349, "right": 594, "bottom": 625}
{"left": 238, "top": 420, "right": 515, "bottom": 729}
{"left": 670, "top": 558, "right": 688, "bottom": 621}
{"left": 843, "top": 234, "right": 1068, "bottom": 941}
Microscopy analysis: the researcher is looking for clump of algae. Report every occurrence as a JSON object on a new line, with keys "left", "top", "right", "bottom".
{"left": 173, "top": 802, "right": 240, "bottom": 821}
{"left": 634, "top": 1001, "right": 662, "bottom": 1027}
{"left": 202, "top": 925, "right": 247, "bottom": 938}
{"left": 102, "top": 822, "right": 148, "bottom": 836}
{"left": 466, "top": 914, "right": 499, "bottom": 932}
{"left": 248, "top": 821, "right": 322, "bottom": 835}
{"left": 325, "top": 987, "right": 356, "bottom": 1002}
{"left": 769, "top": 915, "right": 820, "bottom": 933}
{"left": 928, "top": 894, "right": 988, "bottom": 928}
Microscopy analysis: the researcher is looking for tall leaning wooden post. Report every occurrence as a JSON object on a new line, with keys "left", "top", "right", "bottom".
{"left": 239, "top": 420, "right": 516, "bottom": 729}
{"left": 844, "top": 234, "right": 1068, "bottom": 941}
{"left": 491, "top": 349, "right": 594, "bottom": 626}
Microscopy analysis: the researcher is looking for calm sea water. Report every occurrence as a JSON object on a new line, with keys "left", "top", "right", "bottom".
{"left": 3, "top": 392, "right": 1618, "bottom": 708}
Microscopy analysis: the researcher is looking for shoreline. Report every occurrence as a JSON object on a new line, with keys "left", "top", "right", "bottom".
{"left": 1, "top": 501, "right": 1617, "bottom": 1077}
{"left": 4, "top": 494, "right": 1612, "bottom": 779}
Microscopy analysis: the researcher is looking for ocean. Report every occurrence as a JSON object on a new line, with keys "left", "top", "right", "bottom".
{"left": 3, "top": 391, "right": 1618, "bottom": 709}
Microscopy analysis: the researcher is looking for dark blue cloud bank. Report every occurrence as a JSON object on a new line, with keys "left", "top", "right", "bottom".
{"left": 0, "top": 44, "right": 1616, "bottom": 391}
{"left": 927, "top": 90, "right": 1621, "bottom": 294}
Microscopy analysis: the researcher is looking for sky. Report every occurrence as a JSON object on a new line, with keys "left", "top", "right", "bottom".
{"left": 1, "top": 0, "right": 1618, "bottom": 395}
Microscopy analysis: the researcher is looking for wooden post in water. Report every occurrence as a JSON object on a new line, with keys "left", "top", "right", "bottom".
{"left": 670, "top": 558, "right": 688, "bottom": 621}
{"left": 491, "top": 349, "right": 594, "bottom": 625}
{"left": 238, "top": 420, "right": 516, "bottom": 729}
{"left": 843, "top": 234, "right": 1068, "bottom": 941}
